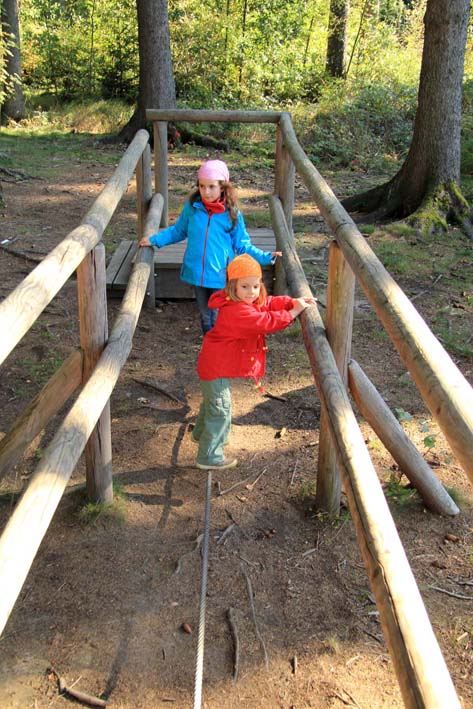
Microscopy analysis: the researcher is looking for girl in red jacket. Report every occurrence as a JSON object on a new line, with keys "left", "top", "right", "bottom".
{"left": 193, "top": 254, "right": 315, "bottom": 470}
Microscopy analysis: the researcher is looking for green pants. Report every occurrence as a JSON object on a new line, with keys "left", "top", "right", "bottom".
{"left": 193, "top": 378, "right": 232, "bottom": 466}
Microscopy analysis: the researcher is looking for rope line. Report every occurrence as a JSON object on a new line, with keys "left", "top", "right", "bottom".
{"left": 193, "top": 471, "right": 212, "bottom": 709}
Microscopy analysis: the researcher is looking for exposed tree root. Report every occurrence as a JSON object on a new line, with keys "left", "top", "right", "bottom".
{"left": 407, "top": 183, "right": 473, "bottom": 239}
{"left": 343, "top": 177, "right": 473, "bottom": 239}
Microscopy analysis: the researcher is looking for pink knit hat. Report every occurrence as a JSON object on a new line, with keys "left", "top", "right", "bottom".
{"left": 197, "top": 159, "right": 230, "bottom": 183}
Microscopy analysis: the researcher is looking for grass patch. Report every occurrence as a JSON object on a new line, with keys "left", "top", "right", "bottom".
{"left": 78, "top": 491, "right": 126, "bottom": 526}
{"left": 383, "top": 474, "right": 418, "bottom": 507}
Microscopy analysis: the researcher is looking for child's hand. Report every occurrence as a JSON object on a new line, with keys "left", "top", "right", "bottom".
{"left": 139, "top": 236, "right": 151, "bottom": 247}
{"left": 290, "top": 296, "right": 316, "bottom": 318}
{"left": 271, "top": 251, "right": 282, "bottom": 258}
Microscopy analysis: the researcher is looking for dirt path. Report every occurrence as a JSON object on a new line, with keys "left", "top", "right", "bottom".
{"left": 0, "top": 138, "right": 472, "bottom": 708}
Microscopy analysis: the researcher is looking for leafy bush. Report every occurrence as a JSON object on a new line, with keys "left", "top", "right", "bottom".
{"left": 298, "top": 81, "right": 417, "bottom": 171}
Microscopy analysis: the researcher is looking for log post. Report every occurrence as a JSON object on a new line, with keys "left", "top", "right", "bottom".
{"left": 77, "top": 243, "right": 112, "bottom": 503}
{"left": 153, "top": 120, "right": 169, "bottom": 227}
{"left": 316, "top": 241, "right": 355, "bottom": 516}
{"left": 136, "top": 144, "right": 155, "bottom": 309}
{"left": 348, "top": 359, "right": 459, "bottom": 516}
{"left": 274, "top": 123, "right": 295, "bottom": 232}
{"left": 273, "top": 123, "right": 295, "bottom": 294}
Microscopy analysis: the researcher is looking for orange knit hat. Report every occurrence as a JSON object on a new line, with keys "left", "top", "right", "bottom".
{"left": 227, "top": 254, "right": 262, "bottom": 280}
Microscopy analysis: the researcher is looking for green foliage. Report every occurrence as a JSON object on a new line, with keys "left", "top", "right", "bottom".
{"left": 300, "top": 81, "right": 417, "bottom": 170}
{"left": 394, "top": 407, "right": 412, "bottom": 423}
{"left": 299, "top": 479, "right": 316, "bottom": 500}
{"left": 0, "top": 26, "right": 19, "bottom": 104}
{"left": 384, "top": 474, "right": 418, "bottom": 506}
{"left": 20, "top": 0, "right": 138, "bottom": 101}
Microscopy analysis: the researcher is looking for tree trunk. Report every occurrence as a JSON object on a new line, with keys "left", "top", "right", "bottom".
{"left": 343, "top": 0, "right": 472, "bottom": 234}
{"left": 118, "top": 0, "right": 176, "bottom": 143}
{"left": 326, "top": 0, "right": 349, "bottom": 78}
{"left": 1, "top": 0, "right": 25, "bottom": 123}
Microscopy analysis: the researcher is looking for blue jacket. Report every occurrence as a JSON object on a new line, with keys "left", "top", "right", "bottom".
{"left": 149, "top": 199, "right": 273, "bottom": 289}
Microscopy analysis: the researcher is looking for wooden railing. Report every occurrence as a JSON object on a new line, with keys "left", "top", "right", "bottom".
{"left": 0, "top": 129, "right": 161, "bottom": 637}
{"left": 0, "top": 108, "right": 471, "bottom": 708}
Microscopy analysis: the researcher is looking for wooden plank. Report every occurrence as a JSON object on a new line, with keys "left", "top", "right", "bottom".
{"left": 106, "top": 240, "right": 135, "bottom": 286}
{"left": 112, "top": 242, "right": 139, "bottom": 289}
{"left": 107, "top": 228, "right": 277, "bottom": 298}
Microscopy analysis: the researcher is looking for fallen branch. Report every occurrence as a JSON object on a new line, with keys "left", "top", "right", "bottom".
{"left": 0, "top": 245, "right": 45, "bottom": 264}
{"left": 289, "top": 460, "right": 299, "bottom": 486}
{"left": 49, "top": 667, "right": 107, "bottom": 707}
{"left": 241, "top": 563, "right": 269, "bottom": 668}
{"left": 218, "top": 472, "right": 256, "bottom": 497}
{"left": 330, "top": 688, "right": 361, "bottom": 708}
{"left": 263, "top": 392, "right": 287, "bottom": 402}
{"left": 245, "top": 468, "right": 267, "bottom": 491}
{"left": 0, "top": 166, "right": 37, "bottom": 182}
{"left": 428, "top": 585, "right": 473, "bottom": 600}
{"left": 132, "top": 377, "right": 187, "bottom": 407}
{"left": 226, "top": 607, "right": 240, "bottom": 681}
{"left": 217, "top": 522, "right": 236, "bottom": 545}
{"left": 172, "top": 533, "right": 203, "bottom": 575}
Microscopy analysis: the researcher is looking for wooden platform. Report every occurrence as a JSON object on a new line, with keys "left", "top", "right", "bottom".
{"left": 106, "top": 228, "right": 277, "bottom": 299}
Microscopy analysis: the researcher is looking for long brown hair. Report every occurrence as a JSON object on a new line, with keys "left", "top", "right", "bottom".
{"left": 225, "top": 278, "right": 267, "bottom": 307}
{"left": 189, "top": 181, "right": 239, "bottom": 227}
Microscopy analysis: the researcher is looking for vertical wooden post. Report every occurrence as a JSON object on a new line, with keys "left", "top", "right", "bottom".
{"left": 136, "top": 144, "right": 155, "bottom": 309}
{"left": 153, "top": 120, "right": 169, "bottom": 227}
{"left": 315, "top": 241, "right": 355, "bottom": 517}
{"left": 274, "top": 123, "right": 295, "bottom": 294}
{"left": 77, "top": 243, "right": 113, "bottom": 503}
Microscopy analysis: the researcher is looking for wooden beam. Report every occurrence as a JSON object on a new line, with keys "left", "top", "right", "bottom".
{"left": 142, "top": 193, "right": 164, "bottom": 308}
{"left": 146, "top": 108, "right": 282, "bottom": 123}
{"left": 77, "top": 244, "right": 112, "bottom": 503}
{"left": 153, "top": 121, "right": 169, "bottom": 227}
{"left": 0, "top": 350, "right": 83, "bottom": 481}
{"left": 0, "top": 129, "right": 150, "bottom": 369}
{"left": 316, "top": 241, "right": 355, "bottom": 516}
{"left": 348, "top": 359, "right": 459, "bottom": 516}
{"left": 269, "top": 194, "right": 460, "bottom": 709}
{"left": 0, "top": 244, "right": 153, "bottom": 637}
{"left": 279, "top": 112, "right": 473, "bottom": 488}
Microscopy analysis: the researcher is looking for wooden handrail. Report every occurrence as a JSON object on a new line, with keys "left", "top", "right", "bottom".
{"left": 146, "top": 108, "right": 282, "bottom": 123}
{"left": 278, "top": 112, "right": 473, "bottom": 487}
{"left": 0, "top": 198, "right": 162, "bottom": 637}
{"left": 269, "top": 194, "right": 460, "bottom": 709}
{"left": 0, "top": 129, "right": 150, "bottom": 369}
{"left": 0, "top": 349, "right": 83, "bottom": 481}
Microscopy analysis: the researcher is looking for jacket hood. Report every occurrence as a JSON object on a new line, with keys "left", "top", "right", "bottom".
{"left": 208, "top": 290, "right": 231, "bottom": 310}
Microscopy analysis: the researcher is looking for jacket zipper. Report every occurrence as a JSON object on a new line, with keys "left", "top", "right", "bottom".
{"left": 200, "top": 214, "right": 212, "bottom": 286}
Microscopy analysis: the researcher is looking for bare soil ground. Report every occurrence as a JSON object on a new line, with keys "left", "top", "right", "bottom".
{"left": 0, "top": 137, "right": 472, "bottom": 709}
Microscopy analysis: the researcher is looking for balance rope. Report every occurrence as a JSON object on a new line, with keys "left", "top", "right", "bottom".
{"left": 193, "top": 471, "right": 212, "bottom": 709}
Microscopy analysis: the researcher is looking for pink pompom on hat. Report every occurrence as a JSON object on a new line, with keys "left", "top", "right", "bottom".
{"left": 197, "top": 159, "right": 230, "bottom": 183}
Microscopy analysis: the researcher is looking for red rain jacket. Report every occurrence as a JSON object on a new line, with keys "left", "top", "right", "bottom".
{"left": 197, "top": 290, "right": 295, "bottom": 382}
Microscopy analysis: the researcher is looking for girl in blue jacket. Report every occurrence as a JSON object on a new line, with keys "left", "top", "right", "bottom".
{"left": 139, "top": 159, "right": 281, "bottom": 334}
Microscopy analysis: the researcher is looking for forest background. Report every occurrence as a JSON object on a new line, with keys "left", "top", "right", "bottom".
{"left": 0, "top": 0, "right": 472, "bottom": 187}
{"left": 1, "top": 2, "right": 473, "bottom": 707}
